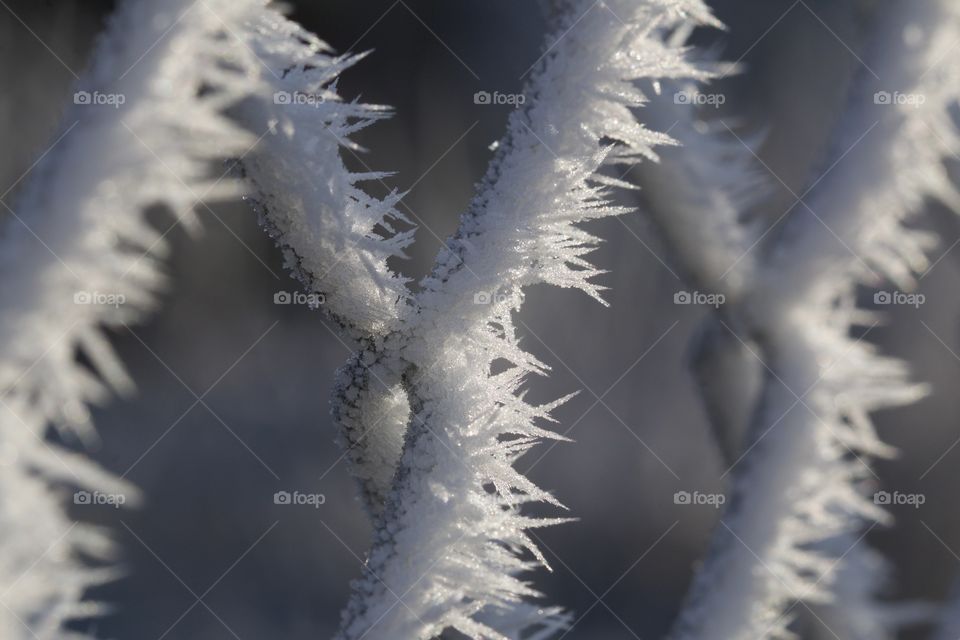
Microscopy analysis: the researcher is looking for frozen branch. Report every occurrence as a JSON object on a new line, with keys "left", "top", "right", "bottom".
{"left": 234, "top": 13, "right": 421, "bottom": 517}
{"left": 0, "top": 0, "right": 347, "bottom": 635}
{"left": 335, "top": 1, "right": 719, "bottom": 637}
{"left": 670, "top": 1, "right": 960, "bottom": 637}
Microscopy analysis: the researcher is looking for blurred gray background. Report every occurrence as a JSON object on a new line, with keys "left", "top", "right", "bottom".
{"left": 2, "top": 1, "right": 960, "bottom": 638}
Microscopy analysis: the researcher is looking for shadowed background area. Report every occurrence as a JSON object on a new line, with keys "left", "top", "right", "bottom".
{"left": 1, "top": 1, "right": 959, "bottom": 638}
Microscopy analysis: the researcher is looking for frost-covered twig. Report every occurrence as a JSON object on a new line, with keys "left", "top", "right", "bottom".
{"left": 644, "top": 91, "right": 928, "bottom": 640}
{"left": 332, "top": 2, "right": 719, "bottom": 637}
{"left": 632, "top": 72, "right": 769, "bottom": 463}
{"left": 634, "top": 87, "right": 766, "bottom": 302}
{"left": 237, "top": 39, "right": 414, "bottom": 338}
{"left": 669, "top": 1, "right": 960, "bottom": 637}
{"left": 232, "top": 13, "right": 420, "bottom": 517}
{"left": 0, "top": 0, "right": 345, "bottom": 636}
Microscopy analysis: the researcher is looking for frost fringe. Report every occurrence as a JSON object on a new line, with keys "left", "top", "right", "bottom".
{"left": 6, "top": 0, "right": 954, "bottom": 638}
{"left": 0, "top": 0, "right": 368, "bottom": 636}
{"left": 668, "top": 1, "right": 960, "bottom": 638}
{"left": 322, "top": 1, "right": 721, "bottom": 638}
